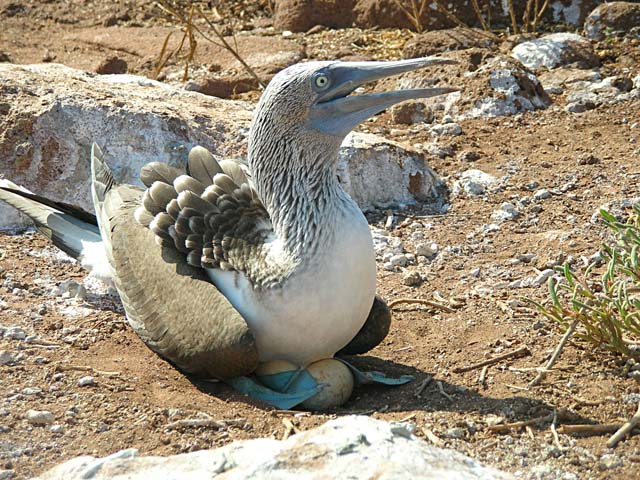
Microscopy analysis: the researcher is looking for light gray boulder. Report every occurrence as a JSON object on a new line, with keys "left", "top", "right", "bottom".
{"left": 0, "top": 64, "right": 445, "bottom": 228}
{"left": 511, "top": 33, "right": 598, "bottom": 71}
{"left": 35, "top": 416, "right": 513, "bottom": 480}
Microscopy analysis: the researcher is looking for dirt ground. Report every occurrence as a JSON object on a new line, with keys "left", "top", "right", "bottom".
{"left": 1, "top": 1, "right": 640, "bottom": 479}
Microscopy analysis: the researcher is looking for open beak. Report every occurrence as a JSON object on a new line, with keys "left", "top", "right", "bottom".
{"left": 309, "top": 57, "right": 457, "bottom": 137}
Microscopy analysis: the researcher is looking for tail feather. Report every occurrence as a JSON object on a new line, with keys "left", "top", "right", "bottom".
{"left": 0, "top": 183, "right": 101, "bottom": 260}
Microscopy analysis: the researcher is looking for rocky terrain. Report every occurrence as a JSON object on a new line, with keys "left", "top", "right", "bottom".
{"left": 1, "top": 1, "right": 640, "bottom": 479}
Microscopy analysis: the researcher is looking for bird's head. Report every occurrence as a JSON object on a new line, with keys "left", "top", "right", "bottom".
{"left": 250, "top": 57, "right": 457, "bottom": 144}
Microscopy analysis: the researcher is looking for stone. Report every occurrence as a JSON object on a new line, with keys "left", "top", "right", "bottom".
{"left": 0, "top": 350, "right": 14, "bottom": 365}
{"left": 0, "top": 51, "right": 11, "bottom": 63}
{"left": 3, "top": 326, "right": 26, "bottom": 341}
{"left": 491, "top": 203, "right": 520, "bottom": 222}
{"left": 0, "top": 470, "right": 14, "bottom": 480}
{"left": 95, "top": 56, "right": 128, "bottom": 75}
{"left": 533, "top": 188, "right": 551, "bottom": 200}
{"left": 0, "top": 64, "right": 445, "bottom": 228}
{"left": 34, "top": 416, "right": 513, "bottom": 479}
{"left": 584, "top": 2, "right": 640, "bottom": 40}
{"left": 532, "top": 269, "right": 555, "bottom": 286}
{"left": 337, "top": 132, "right": 447, "bottom": 212}
{"left": 25, "top": 409, "right": 55, "bottom": 426}
{"left": 511, "top": 33, "right": 598, "bottom": 71}
{"left": 430, "top": 123, "right": 462, "bottom": 137}
{"left": 415, "top": 242, "right": 438, "bottom": 258}
{"left": 391, "top": 101, "right": 433, "bottom": 125}
{"left": 53, "top": 281, "right": 86, "bottom": 299}
{"left": 185, "top": 76, "right": 258, "bottom": 99}
{"left": 402, "top": 270, "right": 422, "bottom": 286}
{"left": 274, "top": 0, "right": 355, "bottom": 32}
{"left": 565, "top": 90, "right": 599, "bottom": 113}
{"left": 403, "top": 27, "right": 498, "bottom": 57}
{"left": 390, "top": 254, "right": 408, "bottom": 267}
{"left": 452, "top": 169, "right": 497, "bottom": 197}
{"left": 77, "top": 376, "right": 96, "bottom": 387}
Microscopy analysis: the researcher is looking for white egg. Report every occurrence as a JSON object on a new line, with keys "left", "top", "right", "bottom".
{"left": 300, "top": 359, "right": 354, "bottom": 411}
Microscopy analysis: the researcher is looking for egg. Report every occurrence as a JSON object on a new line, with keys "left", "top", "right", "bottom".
{"left": 300, "top": 358, "right": 354, "bottom": 411}
{"left": 255, "top": 360, "right": 299, "bottom": 391}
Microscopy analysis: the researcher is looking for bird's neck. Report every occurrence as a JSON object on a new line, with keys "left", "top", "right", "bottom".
{"left": 249, "top": 132, "right": 349, "bottom": 258}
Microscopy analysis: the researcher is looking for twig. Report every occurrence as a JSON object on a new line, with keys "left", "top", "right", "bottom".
{"left": 436, "top": 381, "right": 453, "bottom": 401}
{"left": 550, "top": 410, "right": 562, "bottom": 450}
{"left": 422, "top": 427, "right": 445, "bottom": 447}
{"left": 388, "top": 298, "right": 454, "bottom": 313}
{"left": 608, "top": 403, "right": 640, "bottom": 448}
{"left": 414, "top": 376, "right": 432, "bottom": 398}
{"left": 400, "top": 413, "right": 417, "bottom": 422}
{"left": 487, "top": 413, "right": 553, "bottom": 432}
{"left": 469, "top": 0, "right": 489, "bottom": 30}
{"left": 281, "top": 417, "right": 299, "bottom": 440}
{"left": 453, "top": 346, "right": 530, "bottom": 373}
{"left": 507, "top": 0, "right": 519, "bottom": 33}
{"left": 528, "top": 319, "right": 577, "bottom": 388}
{"left": 559, "top": 424, "right": 634, "bottom": 436}
{"left": 55, "top": 365, "right": 120, "bottom": 377}
{"left": 478, "top": 365, "right": 488, "bottom": 388}
{"left": 165, "top": 417, "right": 245, "bottom": 431}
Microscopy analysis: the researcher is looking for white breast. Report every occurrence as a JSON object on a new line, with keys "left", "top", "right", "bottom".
{"left": 206, "top": 208, "right": 376, "bottom": 367}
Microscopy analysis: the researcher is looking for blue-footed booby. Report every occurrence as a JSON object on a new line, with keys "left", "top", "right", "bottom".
{"left": 0, "top": 57, "right": 454, "bottom": 409}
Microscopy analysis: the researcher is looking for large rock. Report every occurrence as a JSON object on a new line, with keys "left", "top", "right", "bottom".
{"left": 272, "top": 0, "right": 604, "bottom": 32}
{"left": 511, "top": 33, "right": 599, "bottom": 71}
{"left": 274, "top": 0, "right": 355, "bottom": 32}
{"left": 0, "top": 64, "right": 445, "bottom": 228}
{"left": 403, "top": 27, "right": 498, "bottom": 58}
{"left": 35, "top": 416, "right": 513, "bottom": 480}
{"left": 584, "top": 1, "right": 640, "bottom": 40}
{"left": 380, "top": 50, "right": 550, "bottom": 120}
{"left": 338, "top": 133, "right": 446, "bottom": 211}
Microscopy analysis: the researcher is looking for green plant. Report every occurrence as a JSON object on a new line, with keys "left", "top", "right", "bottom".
{"left": 529, "top": 206, "right": 640, "bottom": 359}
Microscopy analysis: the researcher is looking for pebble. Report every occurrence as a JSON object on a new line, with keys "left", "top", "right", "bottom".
{"left": 53, "top": 280, "right": 86, "bottom": 299}
{"left": 0, "top": 350, "right": 14, "bottom": 365}
{"left": 25, "top": 409, "right": 55, "bottom": 426}
{"left": 389, "top": 254, "right": 408, "bottom": 267}
{"left": 415, "top": 242, "right": 438, "bottom": 258}
{"left": 402, "top": 270, "right": 422, "bottom": 286}
{"left": 533, "top": 269, "right": 555, "bottom": 286}
{"left": 22, "top": 387, "right": 42, "bottom": 396}
{"left": 430, "top": 123, "right": 462, "bottom": 136}
{"left": 598, "top": 454, "right": 623, "bottom": 470}
{"left": 533, "top": 188, "right": 551, "bottom": 200}
{"left": 0, "top": 470, "right": 14, "bottom": 480}
{"left": 444, "top": 427, "right": 466, "bottom": 439}
{"left": 490, "top": 203, "right": 520, "bottom": 222}
{"left": 50, "top": 424, "right": 64, "bottom": 434}
{"left": 78, "top": 376, "right": 96, "bottom": 387}
{"left": 3, "top": 326, "right": 25, "bottom": 340}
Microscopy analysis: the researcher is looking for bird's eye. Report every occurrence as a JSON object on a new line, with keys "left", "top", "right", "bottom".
{"left": 313, "top": 73, "right": 330, "bottom": 90}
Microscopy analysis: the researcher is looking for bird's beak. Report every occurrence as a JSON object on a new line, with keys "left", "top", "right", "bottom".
{"left": 309, "top": 57, "right": 457, "bottom": 137}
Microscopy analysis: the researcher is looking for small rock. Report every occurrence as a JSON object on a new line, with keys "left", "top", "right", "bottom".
{"left": 457, "top": 150, "right": 480, "bottom": 162}
{"left": 53, "top": 281, "right": 86, "bottom": 299}
{"left": 22, "top": 387, "right": 42, "bottom": 396}
{"left": 0, "top": 51, "right": 11, "bottom": 63}
{"left": 598, "top": 453, "right": 623, "bottom": 470}
{"left": 577, "top": 153, "right": 601, "bottom": 165}
{"left": 4, "top": 326, "right": 25, "bottom": 340}
{"left": 533, "top": 188, "right": 551, "bottom": 200}
{"left": 511, "top": 33, "right": 598, "bottom": 70}
{"left": 402, "top": 270, "right": 422, "bottom": 286}
{"left": 453, "top": 170, "right": 497, "bottom": 197}
{"left": 430, "top": 123, "right": 462, "bottom": 136}
{"left": 0, "top": 470, "right": 14, "bottom": 480}
{"left": 390, "top": 254, "right": 408, "bottom": 267}
{"left": 565, "top": 91, "right": 599, "bottom": 113}
{"left": 25, "top": 409, "right": 55, "bottom": 426}
{"left": 391, "top": 101, "right": 433, "bottom": 125}
{"left": 95, "top": 56, "right": 128, "bottom": 75}
{"left": 491, "top": 203, "right": 520, "bottom": 222}
{"left": 50, "top": 424, "right": 64, "bottom": 434}
{"left": 444, "top": 427, "right": 466, "bottom": 439}
{"left": 78, "top": 376, "right": 96, "bottom": 387}
{"left": 0, "top": 350, "right": 14, "bottom": 365}
{"left": 415, "top": 242, "right": 439, "bottom": 258}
